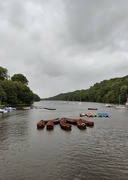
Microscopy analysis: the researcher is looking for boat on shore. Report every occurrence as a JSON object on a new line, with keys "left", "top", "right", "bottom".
{"left": 0, "top": 107, "right": 16, "bottom": 113}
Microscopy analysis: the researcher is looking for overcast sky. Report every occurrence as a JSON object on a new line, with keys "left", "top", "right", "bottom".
{"left": 0, "top": 0, "right": 128, "bottom": 98}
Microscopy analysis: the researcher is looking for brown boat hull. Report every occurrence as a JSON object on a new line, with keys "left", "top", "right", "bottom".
{"left": 46, "top": 121, "right": 54, "bottom": 130}
{"left": 77, "top": 120, "right": 86, "bottom": 129}
{"left": 60, "top": 120, "right": 72, "bottom": 131}
{"left": 37, "top": 120, "right": 45, "bottom": 129}
{"left": 65, "top": 118, "right": 77, "bottom": 125}
{"left": 80, "top": 119, "right": 94, "bottom": 127}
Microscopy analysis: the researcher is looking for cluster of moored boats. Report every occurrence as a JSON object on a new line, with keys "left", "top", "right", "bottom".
{"left": 37, "top": 117, "right": 94, "bottom": 131}
{"left": 80, "top": 112, "right": 110, "bottom": 118}
{"left": 0, "top": 107, "right": 16, "bottom": 113}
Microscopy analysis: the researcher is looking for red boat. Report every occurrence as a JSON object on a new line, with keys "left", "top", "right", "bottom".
{"left": 65, "top": 118, "right": 77, "bottom": 125}
{"left": 51, "top": 118, "right": 60, "bottom": 124}
{"left": 86, "top": 113, "right": 95, "bottom": 117}
{"left": 80, "top": 119, "right": 94, "bottom": 127}
{"left": 88, "top": 108, "right": 97, "bottom": 110}
{"left": 37, "top": 120, "right": 45, "bottom": 129}
{"left": 60, "top": 119, "right": 72, "bottom": 131}
{"left": 77, "top": 120, "right": 86, "bottom": 129}
{"left": 46, "top": 121, "right": 54, "bottom": 130}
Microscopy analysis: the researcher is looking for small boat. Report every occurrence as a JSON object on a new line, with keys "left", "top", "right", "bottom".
{"left": 101, "top": 113, "right": 109, "bottom": 118}
{"left": 37, "top": 120, "right": 45, "bottom": 129}
{"left": 77, "top": 120, "right": 86, "bottom": 129}
{"left": 51, "top": 118, "right": 60, "bottom": 124}
{"left": 80, "top": 119, "right": 94, "bottom": 127}
{"left": 105, "top": 104, "right": 113, "bottom": 108}
{"left": 88, "top": 108, "right": 97, "bottom": 110}
{"left": 60, "top": 119, "right": 72, "bottom": 131}
{"left": 43, "top": 118, "right": 60, "bottom": 125}
{"left": 46, "top": 121, "right": 54, "bottom": 130}
{"left": 86, "top": 113, "right": 95, "bottom": 117}
{"left": 97, "top": 112, "right": 103, "bottom": 117}
{"left": 44, "top": 107, "right": 56, "bottom": 110}
{"left": 65, "top": 118, "right": 77, "bottom": 125}
{"left": 79, "top": 113, "right": 86, "bottom": 117}
{"left": 0, "top": 109, "right": 4, "bottom": 113}
{"left": 22, "top": 107, "right": 31, "bottom": 110}
{"left": 0, "top": 107, "right": 16, "bottom": 113}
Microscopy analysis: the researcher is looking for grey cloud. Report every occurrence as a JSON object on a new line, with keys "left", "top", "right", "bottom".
{"left": 63, "top": 0, "right": 128, "bottom": 52}
{"left": 0, "top": 0, "right": 128, "bottom": 97}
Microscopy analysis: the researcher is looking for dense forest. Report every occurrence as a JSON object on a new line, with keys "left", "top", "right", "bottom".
{"left": 46, "top": 75, "right": 128, "bottom": 105}
{"left": 0, "top": 66, "right": 40, "bottom": 105}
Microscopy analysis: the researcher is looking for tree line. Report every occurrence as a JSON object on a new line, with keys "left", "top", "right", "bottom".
{"left": 46, "top": 75, "right": 128, "bottom": 105}
{"left": 0, "top": 66, "right": 40, "bottom": 105}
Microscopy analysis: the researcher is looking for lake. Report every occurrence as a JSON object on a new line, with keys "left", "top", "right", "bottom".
{"left": 0, "top": 101, "right": 128, "bottom": 180}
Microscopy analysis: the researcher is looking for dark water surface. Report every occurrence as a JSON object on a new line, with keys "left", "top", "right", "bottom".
{"left": 0, "top": 101, "right": 128, "bottom": 180}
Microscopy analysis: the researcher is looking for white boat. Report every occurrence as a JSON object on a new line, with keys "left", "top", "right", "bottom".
{"left": 79, "top": 96, "right": 82, "bottom": 105}
{"left": 22, "top": 107, "right": 31, "bottom": 110}
{"left": 0, "top": 107, "right": 16, "bottom": 113}
{"left": 0, "top": 109, "right": 8, "bottom": 113}
{"left": 115, "top": 105, "right": 126, "bottom": 109}
{"left": 105, "top": 104, "right": 113, "bottom": 108}
{"left": 115, "top": 94, "right": 126, "bottom": 109}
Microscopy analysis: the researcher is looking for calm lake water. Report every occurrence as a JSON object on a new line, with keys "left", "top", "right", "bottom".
{"left": 0, "top": 101, "right": 128, "bottom": 180}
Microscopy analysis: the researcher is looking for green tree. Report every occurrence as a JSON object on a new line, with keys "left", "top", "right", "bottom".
{"left": 33, "top": 94, "right": 41, "bottom": 101}
{"left": 1, "top": 80, "right": 18, "bottom": 104}
{"left": 13, "top": 81, "right": 34, "bottom": 104}
{"left": 0, "top": 85, "right": 7, "bottom": 103}
{"left": 11, "top": 74, "right": 28, "bottom": 85}
{"left": 0, "top": 67, "right": 9, "bottom": 80}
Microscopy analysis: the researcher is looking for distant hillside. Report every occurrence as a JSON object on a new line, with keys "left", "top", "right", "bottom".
{"left": 43, "top": 75, "right": 128, "bottom": 104}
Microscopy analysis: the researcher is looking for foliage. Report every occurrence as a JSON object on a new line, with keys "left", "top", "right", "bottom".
{"left": 46, "top": 75, "right": 128, "bottom": 104}
{"left": 33, "top": 93, "right": 41, "bottom": 101}
{"left": 0, "top": 67, "right": 40, "bottom": 105}
{"left": 0, "top": 67, "right": 9, "bottom": 81}
{"left": 11, "top": 74, "right": 28, "bottom": 85}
